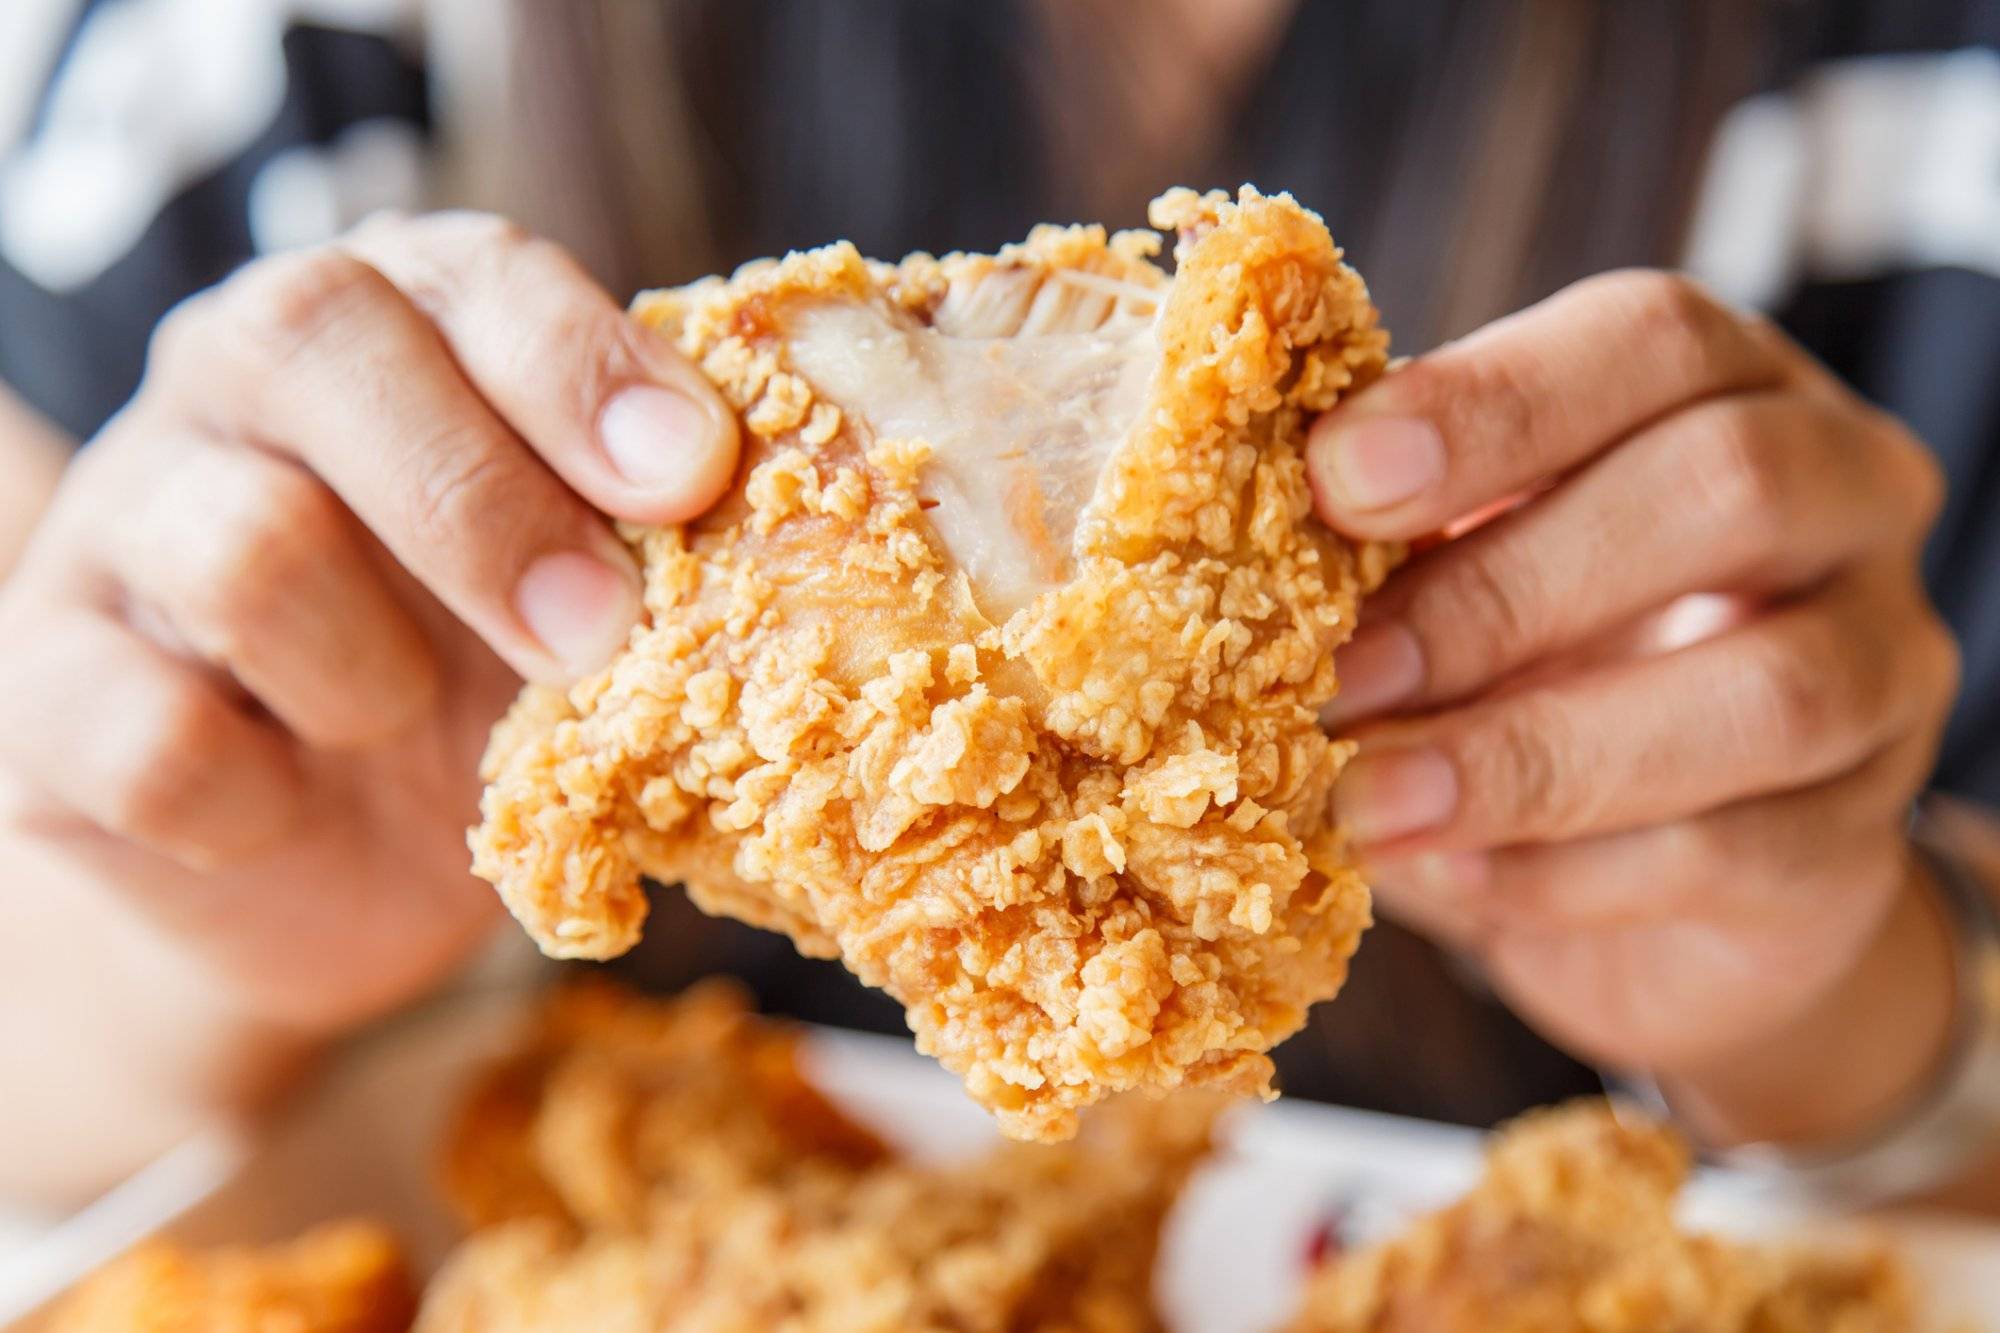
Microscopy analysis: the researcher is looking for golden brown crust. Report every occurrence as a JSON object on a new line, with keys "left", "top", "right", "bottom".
{"left": 1286, "top": 1101, "right": 1916, "bottom": 1333}
{"left": 471, "top": 187, "right": 1389, "bottom": 1140}
{"left": 435, "top": 979, "right": 887, "bottom": 1235}
{"left": 419, "top": 981, "right": 1217, "bottom": 1333}
{"left": 420, "top": 1094, "right": 1215, "bottom": 1333}
{"left": 45, "top": 1221, "right": 416, "bottom": 1333}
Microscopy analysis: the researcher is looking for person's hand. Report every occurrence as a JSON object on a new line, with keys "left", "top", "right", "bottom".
{"left": 1309, "top": 271, "right": 1961, "bottom": 1142}
{"left": 0, "top": 212, "right": 738, "bottom": 1033}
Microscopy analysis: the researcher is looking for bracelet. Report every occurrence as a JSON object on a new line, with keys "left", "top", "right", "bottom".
{"left": 1623, "top": 805, "right": 2000, "bottom": 1205}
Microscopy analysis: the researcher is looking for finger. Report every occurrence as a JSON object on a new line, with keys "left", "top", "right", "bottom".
{"left": 1363, "top": 851, "right": 1495, "bottom": 954}
{"left": 99, "top": 431, "right": 438, "bottom": 748}
{"left": 1324, "top": 390, "right": 1940, "bottom": 724}
{"left": 154, "top": 249, "right": 640, "bottom": 683}
{"left": 1371, "top": 730, "right": 1936, "bottom": 936}
{"left": 0, "top": 603, "right": 303, "bottom": 867}
{"left": 341, "top": 211, "right": 740, "bottom": 524}
{"left": 1334, "top": 570, "right": 1955, "bottom": 853}
{"left": 1370, "top": 730, "right": 1945, "bottom": 1070}
{"left": 1307, "top": 270, "right": 1788, "bottom": 540}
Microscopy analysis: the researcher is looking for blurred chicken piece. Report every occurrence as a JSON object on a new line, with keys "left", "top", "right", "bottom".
{"left": 44, "top": 1221, "right": 415, "bottom": 1333}
{"left": 437, "top": 978, "right": 887, "bottom": 1234}
{"left": 472, "top": 186, "right": 1391, "bottom": 1141}
{"left": 420, "top": 980, "right": 1216, "bottom": 1333}
{"left": 420, "top": 1094, "right": 1214, "bottom": 1333}
{"left": 1287, "top": 1101, "right": 1914, "bottom": 1333}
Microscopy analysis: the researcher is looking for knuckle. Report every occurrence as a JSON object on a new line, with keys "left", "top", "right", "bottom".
{"left": 101, "top": 686, "right": 232, "bottom": 844}
{"left": 1409, "top": 545, "right": 1546, "bottom": 683}
{"left": 447, "top": 222, "right": 614, "bottom": 385}
{"left": 1599, "top": 269, "right": 1746, "bottom": 384}
{"left": 537, "top": 305, "right": 625, "bottom": 417}
{"left": 220, "top": 249, "right": 388, "bottom": 371}
{"left": 403, "top": 428, "right": 519, "bottom": 550}
{"left": 1741, "top": 616, "right": 1886, "bottom": 762}
{"left": 421, "top": 209, "right": 533, "bottom": 253}
{"left": 1881, "top": 421, "right": 1948, "bottom": 530}
{"left": 1460, "top": 346, "right": 1541, "bottom": 453}
{"left": 1692, "top": 403, "right": 1793, "bottom": 528}
{"left": 1616, "top": 269, "right": 1723, "bottom": 340}
{"left": 144, "top": 289, "right": 217, "bottom": 380}
{"left": 1456, "top": 696, "right": 1590, "bottom": 839}
{"left": 399, "top": 211, "right": 545, "bottom": 305}
{"left": 185, "top": 470, "right": 343, "bottom": 653}
{"left": 1920, "top": 612, "right": 1964, "bottom": 708}
{"left": 1746, "top": 635, "right": 1830, "bottom": 754}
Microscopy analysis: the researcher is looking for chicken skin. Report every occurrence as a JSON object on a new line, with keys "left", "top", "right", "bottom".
{"left": 1287, "top": 1101, "right": 1914, "bottom": 1333}
{"left": 472, "top": 186, "right": 1392, "bottom": 1141}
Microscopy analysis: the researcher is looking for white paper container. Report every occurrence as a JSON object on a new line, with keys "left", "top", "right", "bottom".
{"left": 4, "top": 986, "right": 1996, "bottom": 1331}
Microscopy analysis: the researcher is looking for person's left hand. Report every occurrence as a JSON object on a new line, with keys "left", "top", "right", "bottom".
{"left": 1308, "top": 271, "right": 1960, "bottom": 1125}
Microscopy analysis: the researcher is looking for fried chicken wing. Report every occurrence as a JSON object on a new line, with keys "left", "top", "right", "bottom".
{"left": 1286, "top": 1101, "right": 1914, "bottom": 1333}
{"left": 420, "top": 981, "right": 1216, "bottom": 1333}
{"left": 44, "top": 1220, "right": 416, "bottom": 1333}
{"left": 471, "top": 186, "right": 1391, "bottom": 1142}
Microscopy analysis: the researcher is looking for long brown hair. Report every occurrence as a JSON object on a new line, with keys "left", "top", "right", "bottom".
{"left": 473, "top": 0, "right": 718, "bottom": 295}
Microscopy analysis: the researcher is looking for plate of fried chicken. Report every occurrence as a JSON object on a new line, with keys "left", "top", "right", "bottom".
{"left": 10, "top": 979, "right": 1995, "bottom": 1331}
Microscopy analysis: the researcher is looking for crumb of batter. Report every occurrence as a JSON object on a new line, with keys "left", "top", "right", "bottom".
{"left": 44, "top": 1221, "right": 416, "bottom": 1333}
{"left": 1286, "top": 1101, "right": 1915, "bottom": 1333}
{"left": 471, "top": 186, "right": 1392, "bottom": 1141}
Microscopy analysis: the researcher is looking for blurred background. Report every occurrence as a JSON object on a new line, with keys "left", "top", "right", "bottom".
{"left": 1, "top": 0, "right": 1997, "bottom": 1131}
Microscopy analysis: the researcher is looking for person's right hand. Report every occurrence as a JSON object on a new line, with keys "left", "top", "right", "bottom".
{"left": 0, "top": 212, "right": 739, "bottom": 1033}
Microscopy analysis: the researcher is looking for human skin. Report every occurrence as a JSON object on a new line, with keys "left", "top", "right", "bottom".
{"left": 1308, "top": 269, "right": 1976, "bottom": 1152}
{"left": 0, "top": 230, "right": 1988, "bottom": 1203}
{"left": 0, "top": 213, "right": 739, "bottom": 1202}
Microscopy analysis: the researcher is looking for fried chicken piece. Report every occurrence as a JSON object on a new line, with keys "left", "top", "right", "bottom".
{"left": 471, "top": 186, "right": 1391, "bottom": 1141}
{"left": 423, "top": 980, "right": 1214, "bottom": 1331}
{"left": 1286, "top": 1101, "right": 1915, "bottom": 1333}
{"left": 417, "top": 1094, "right": 1217, "bottom": 1333}
{"left": 437, "top": 978, "right": 887, "bottom": 1234}
{"left": 45, "top": 1220, "right": 416, "bottom": 1333}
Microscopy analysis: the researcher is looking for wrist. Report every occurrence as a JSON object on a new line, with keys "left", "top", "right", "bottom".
{"left": 1657, "top": 850, "right": 1957, "bottom": 1151}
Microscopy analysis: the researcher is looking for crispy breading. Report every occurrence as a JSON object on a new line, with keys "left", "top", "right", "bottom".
{"left": 421, "top": 980, "right": 1215, "bottom": 1332}
{"left": 470, "top": 186, "right": 1391, "bottom": 1141}
{"left": 1286, "top": 1101, "right": 1915, "bottom": 1333}
{"left": 418, "top": 1093, "right": 1215, "bottom": 1333}
{"left": 43, "top": 1221, "right": 416, "bottom": 1333}
{"left": 436, "top": 978, "right": 887, "bottom": 1234}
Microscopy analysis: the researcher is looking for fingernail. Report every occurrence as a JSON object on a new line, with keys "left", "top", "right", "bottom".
{"left": 1336, "top": 745, "right": 1458, "bottom": 845}
{"left": 1310, "top": 416, "right": 1445, "bottom": 511}
{"left": 600, "top": 384, "right": 723, "bottom": 494}
{"left": 515, "top": 550, "right": 640, "bottom": 678}
{"left": 1323, "top": 622, "right": 1424, "bottom": 726}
